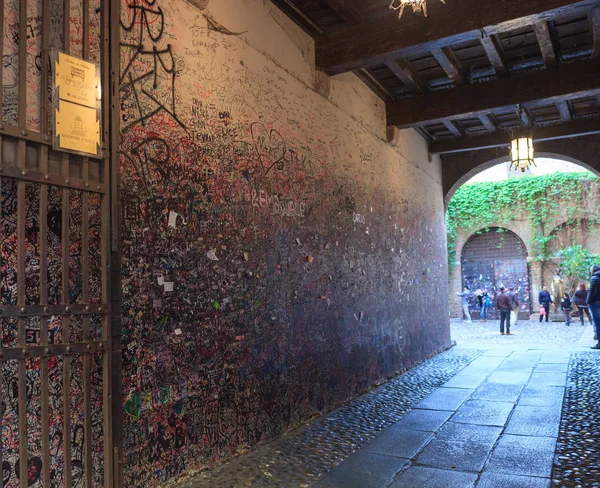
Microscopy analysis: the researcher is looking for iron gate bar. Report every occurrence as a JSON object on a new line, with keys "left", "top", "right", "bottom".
{"left": 0, "top": 341, "right": 108, "bottom": 360}
{"left": 0, "top": 166, "right": 106, "bottom": 193}
{"left": 0, "top": 305, "right": 107, "bottom": 316}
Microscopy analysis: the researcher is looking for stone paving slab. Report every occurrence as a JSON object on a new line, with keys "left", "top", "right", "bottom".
{"left": 363, "top": 426, "right": 433, "bottom": 459}
{"left": 416, "top": 387, "right": 474, "bottom": 411}
{"left": 314, "top": 451, "right": 408, "bottom": 488}
{"left": 534, "top": 362, "right": 568, "bottom": 373}
{"left": 518, "top": 385, "right": 565, "bottom": 407}
{"left": 435, "top": 422, "right": 502, "bottom": 445}
{"left": 486, "top": 434, "right": 556, "bottom": 478}
{"left": 486, "top": 371, "right": 531, "bottom": 385}
{"left": 476, "top": 472, "right": 551, "bottom": 488}
{"left": 470, "top": 382, "right": 524, "bottom": 403}
{"left": 442, "top": 374, "right": 487, "bottom": 389}
{"left": 529, "top": 372, "right": 567, "bottom": 387}
{"left": 451, "top": 399, "right": 514, "bottom": 427}
{"left": 388, "top": 466, "right": 478, "bottom": 488}
{"left": 415, "top": 438, "right": 493, "bottom": 472}
{"left": 504, "top": 405, "right": 562, "bottom": 437}
{"left": 394, "top": 409, "right": 453, "bottom": 432}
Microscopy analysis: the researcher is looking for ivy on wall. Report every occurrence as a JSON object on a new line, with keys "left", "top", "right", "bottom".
{"left": 446, "top": 172, "right": 600, "bottom": 267}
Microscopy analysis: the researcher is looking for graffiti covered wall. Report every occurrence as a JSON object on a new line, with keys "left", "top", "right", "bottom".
{"left": 119, "top": 0, "right": 450, "bottom": 485}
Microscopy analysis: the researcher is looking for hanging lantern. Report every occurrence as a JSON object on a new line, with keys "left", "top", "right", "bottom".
{"left": 389, "top": 0, "right": 445, "bottom": 19}
{"left": 509, "top": 135, "right": 535, "bottom": 173}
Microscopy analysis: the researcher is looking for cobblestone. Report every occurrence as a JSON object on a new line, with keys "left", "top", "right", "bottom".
{"left": 169, "top": 348, "right": 483, "bottom": 488}
{"left": 552, "top": 352, "right": 600, "bottom": 488}
{"left": 451, "top": 319, "right": 589, "bottom": 347}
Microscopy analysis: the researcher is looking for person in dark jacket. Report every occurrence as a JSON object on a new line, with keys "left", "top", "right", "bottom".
{"left": 497, "top": 287, "right": 512, "bottom": 335}
{"left": 587, "top": 265, "right": 600, "bottom": 350}
{"left": 538, "top": 286, "right": 553, "bottom": 323}
{"left": 574, "top": 283, "right": 592, "bottom": 326}
{"left": 560, "top": 293, "right": 572, "bottom": 326}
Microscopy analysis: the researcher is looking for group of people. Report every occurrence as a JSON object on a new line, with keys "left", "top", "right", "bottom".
{"left": 538, "top": 265, "right": 600, "bottom": 349}
{"left": 456, "top": 286, "right": 520, "bottom": 334}
{"left": 456, "top": 264, "right": 600, "bottom": 349}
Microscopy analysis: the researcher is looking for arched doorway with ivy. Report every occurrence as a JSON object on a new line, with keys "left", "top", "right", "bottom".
{"left": 461, "top": 228, "right": 531, "bottom": 320}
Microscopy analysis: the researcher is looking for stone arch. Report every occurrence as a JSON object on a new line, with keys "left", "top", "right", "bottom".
{"left": 441, "top": 134, "right": 600, "bottom": 208}
{"left": 445, "top": 152, "right": 600, "bottom": 208}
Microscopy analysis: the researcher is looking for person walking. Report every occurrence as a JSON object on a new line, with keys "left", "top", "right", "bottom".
{"left": 476, "top": 288, "right": 489, "bottom": 321}
{"left": 457, "top": 287, "right": 472, "bottom": 323}
{"left": 587, "top": 265, "right": 600, "bottom": 350}
{"left": 497, "top": 287, "right": 512, "bottom": 335}
{"left": 573, "top": 283, "right": 593, "bottom": 326}
{"left": 538, "top": 286, "right": 553, "bottom": 323}
{"left": 508, "top": 287, "right": 520, "bottom": 327}
{"left": 560, "top": 292, "right": 573, "bottom": 327}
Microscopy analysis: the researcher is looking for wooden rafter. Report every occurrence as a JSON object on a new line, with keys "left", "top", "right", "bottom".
{"left": 592, "top": 8, "right": 600, "bottom": 57}
{"left": 557, "top": 100, "right": 572, "bottom": 121}
{"left": 478, "top": 114, "right": 498, "bottom": 133}
{"left": 386, "top": 57, "right": 600, "bottom": 127}
{"left": 385, "top": 59, "right": 425, "bottom": 93}
{"left": 480, "top": 34, "right": 507, "bottom": 77}
{"left": 443, "top": 120, "right": 463, "bottom": 137}
{"left": 431, "top": 117, "right": 600, "bottom": 153}
{"left": 432, "top": 47, "right": 466, "bottom": 85}
{"left": 533, "top": 21, "right": 558, "bottom": 68}
{"left": 316, "top": 0, "right": 597, "bottom": 74}
{"left": 353, "top": 68, "right": 392, "bottom": 102}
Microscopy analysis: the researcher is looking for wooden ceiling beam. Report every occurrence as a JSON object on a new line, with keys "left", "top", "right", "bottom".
{"left": 478, "top": 114, "right": 498, "bottom": 133}
{"left": 385, "top": 59, "right": 425, "bottom": 93}
{"left": 533, "top": 21, "right": 558, "bottom": 68}
{"left": 353, "top": 68, "right": 393, "bottom": 102}
{"left": 480, "top": 34, "right": 507, "bottom": 77}
{"left": 431, "top": 117, "right": 600, "bottom": 154}
{"left": 386, "top": 56, "right": 600, "bottom": 127}
{"left": 432, "top": 47, "right": 466, "bottom": 85}
{"left": 592, "top": 8, "right": 600, "bottom": 57}
{"left": 443, "top": 120, "right": 464, "bottom": 137}
{"left": 316, "top": 0, "right": 597, "bottom": 74}
{"left": 322, "top": 0, "right": 362, "bottom": 24}
{"left": 557, "top": 100, "right": 572, "bottom": 121}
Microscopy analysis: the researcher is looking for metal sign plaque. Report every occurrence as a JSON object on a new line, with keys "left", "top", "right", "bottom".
{"left": 53, "top": 50, "right": 102, "bottom": 158}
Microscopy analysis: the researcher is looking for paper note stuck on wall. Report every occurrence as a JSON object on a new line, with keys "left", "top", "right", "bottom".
{"left": 164, "top": 282, "right": 174, "bottom": 292}
{"left": 168, "top": 211, "right": 178, "bottom": 228}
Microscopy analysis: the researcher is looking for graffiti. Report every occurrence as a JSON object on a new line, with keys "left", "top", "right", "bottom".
{"left": 115, "top": 0, "right": 449, "bottom": 486}
{"left": 120, "top": 0, "right": 186, "bottom": 133}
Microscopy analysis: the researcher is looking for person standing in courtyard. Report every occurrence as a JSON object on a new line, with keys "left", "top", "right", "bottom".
{"left": 457, "top": 287, "right": 472, "bottom": 323}
{"left": 476, "top": 288, "right": 489, "bottom": 321}
{"left": 539, "top": 286, "right": 553, "bottom": 323}
{"left": 560, "top": 292, "right": 572, "bottom": 327}
{"left": 587, "top": 265, "right": 600, "bottom": 350}
{"left": 508, "top": 287, "right": 520, "bottom": 327}
{"left": 574, "top": 283, "right": 593, "bottom": 326}
{"left": 497, "top": 287, "right": 512, "bottom": 335}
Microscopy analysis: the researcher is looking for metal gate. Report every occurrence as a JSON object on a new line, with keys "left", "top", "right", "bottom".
{"left": 0, "top": 0, "right": 119, "bottom": 485}
{"left": 462, "top": 228, "right": 531, "bottom": 320}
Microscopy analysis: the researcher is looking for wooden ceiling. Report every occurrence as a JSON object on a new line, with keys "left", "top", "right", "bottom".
{"left": 271, "top": 0, "right": 600, "bottom": 154}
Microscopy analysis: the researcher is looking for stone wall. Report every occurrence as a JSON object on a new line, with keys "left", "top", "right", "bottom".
{"left": 118, "top": 0, "right": 450, "bottom": 486}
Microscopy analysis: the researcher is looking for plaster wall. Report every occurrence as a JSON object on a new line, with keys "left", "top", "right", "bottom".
{"left": 118, "top": 0, "right": 449, "bottom": 486}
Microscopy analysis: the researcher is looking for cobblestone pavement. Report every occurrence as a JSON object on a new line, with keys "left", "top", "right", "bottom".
{"left": 552, "top": 352, "right": 600, "bottom": 488}
{"left": 169, "top": 348, "right": 483, "bottom": 488}
{"left": 451, "top": 318, "right": 593, "bottom": 347}
{"left": 316, "top": 347, "right": 575, "bottom": 488}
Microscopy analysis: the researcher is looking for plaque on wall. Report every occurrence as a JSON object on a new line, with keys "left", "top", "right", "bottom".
{"left": 52, "top": 50, "right": 102, "bottom": 158}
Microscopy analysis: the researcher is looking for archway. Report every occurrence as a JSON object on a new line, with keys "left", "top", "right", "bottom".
{"left": 445, "top": 152, "right": 600, "bottom": 208}
{"left": 461, "top": 228, "right": 530, "bottom": 320}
